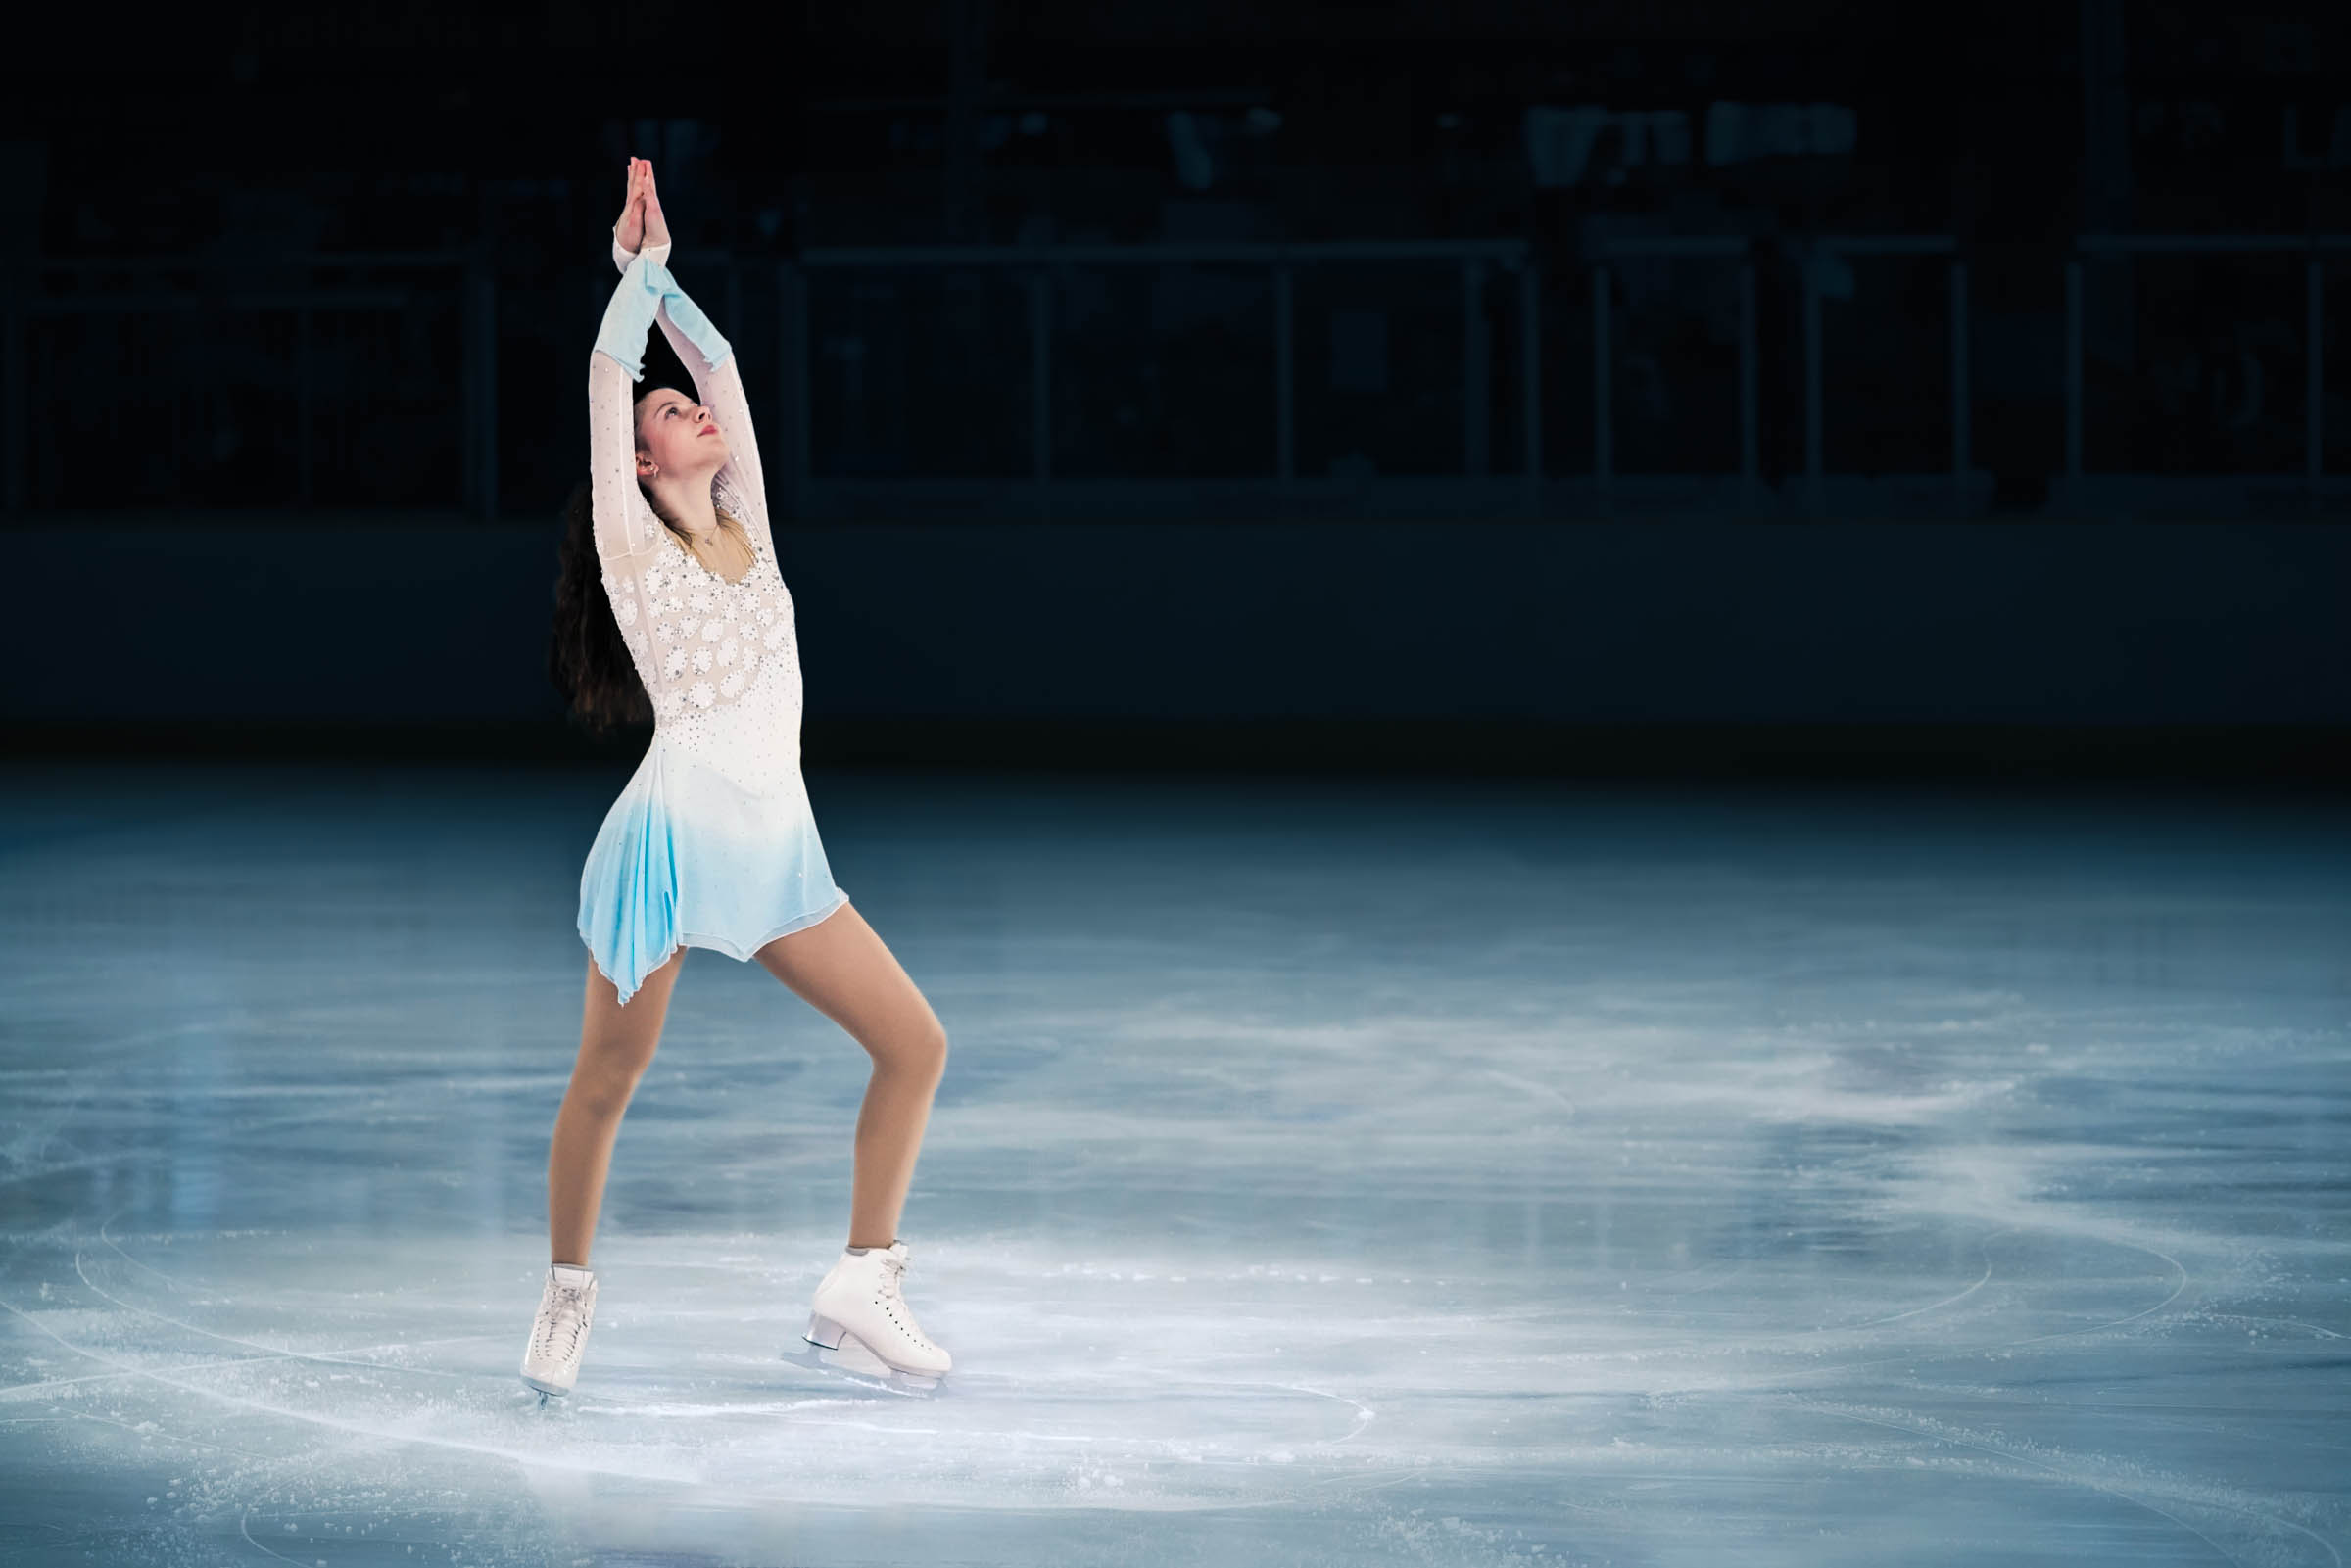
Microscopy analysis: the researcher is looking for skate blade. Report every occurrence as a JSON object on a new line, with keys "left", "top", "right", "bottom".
{"left": 520, "top": 1373, "right": 572, "bottom": 1400}
{"left": 780, "top": 1339, "right": 945, "bottom": 1397}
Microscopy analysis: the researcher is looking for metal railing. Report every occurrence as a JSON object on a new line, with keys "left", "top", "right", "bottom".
{"left": 1, "top": 250, "right": 491, "bottom": 516}
{"left": 791, "top": 233, "right": 1985, "bottom": 518}
{"left": 792, "top": 237, "right": 1540, "bottom": 514}
{"left": 1799, "top": 235, "right": 1966, "bottom": 516}
{"left": 2065, "top": 233, "right": 2349, "bottom": 511}
{"left": 5, "top": 232, "right": 2342, "bottom": 520}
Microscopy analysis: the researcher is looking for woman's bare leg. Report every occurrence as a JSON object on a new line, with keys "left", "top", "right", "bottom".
{"left": 754, "top": 902, "right": 949, "bottom": 1250}
{"left": 548, "top": 946, "right": 689, "bottom": 1266}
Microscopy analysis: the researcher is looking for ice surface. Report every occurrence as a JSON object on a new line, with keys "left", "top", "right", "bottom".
{"left": 0, "top": 762, "right": 2345, "bottom": 1566}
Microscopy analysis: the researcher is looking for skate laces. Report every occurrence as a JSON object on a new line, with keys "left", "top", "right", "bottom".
{"left": 537, "top": 1281, "right": 590, "bottom": 1356}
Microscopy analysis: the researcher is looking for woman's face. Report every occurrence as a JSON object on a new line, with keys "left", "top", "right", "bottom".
{"left": 635, "top": 387, "right": 729, "bottom": 481}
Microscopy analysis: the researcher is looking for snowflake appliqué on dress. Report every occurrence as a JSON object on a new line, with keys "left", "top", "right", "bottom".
{"left": 599, "top": 519, "right": 810, "bottom": 793}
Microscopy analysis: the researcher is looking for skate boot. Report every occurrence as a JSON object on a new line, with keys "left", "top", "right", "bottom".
{"left": 802, "top": 1239, "right": 952, "bottom": 1389}
{"left": 520, "top": 1261, "right": 599, "bottom": 1398}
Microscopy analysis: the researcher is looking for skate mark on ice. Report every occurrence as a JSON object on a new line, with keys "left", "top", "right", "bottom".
{"left": 69, "top": 1245, "right": 480, "bottom": 1384}
{"left": 99, "top": 1207, "right": 188, "bottom": 1295}
{"left": 1998, "top": 1237, "right": 2191, "bottom": 1351}
{"left": 0, "top": 1328, "right": 499, "bottom": 1401}
{"left": 1484, "top": 1069, "right": 1574, "bottom": 1112}
{"left": 1, "top": 1403, "right": 285, "bottom": 1464}
{"left": 1800, "top": 1398, "right": 2343, "bottom": 1568}
{"left": 2195, "top": 1312, "right": 2345, "bottom": 1341}
{"left": 1828, "top": 1230, "right": 2000, "bottom": 1332}
{"left": 0, "top": 1282, "right": 702, "bottom": 1486}
{"left": 1273, "top": 1381, "right": 1376, "bottom": 1444}
{"left": 1639, "top": 1256, "right": 1755, "bottom": 1301}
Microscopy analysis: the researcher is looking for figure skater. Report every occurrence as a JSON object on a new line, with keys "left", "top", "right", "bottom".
{"left": 530, "top": 159, "right": 951, "bottom": 1399}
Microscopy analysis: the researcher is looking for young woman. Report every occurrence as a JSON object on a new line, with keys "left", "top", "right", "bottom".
{"left": 529, "top": 159, "right": 952, "bottom": 1398}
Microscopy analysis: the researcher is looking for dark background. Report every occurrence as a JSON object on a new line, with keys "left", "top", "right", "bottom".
{"left": 3, "top": 1, "right": 2346, "bottom": 784}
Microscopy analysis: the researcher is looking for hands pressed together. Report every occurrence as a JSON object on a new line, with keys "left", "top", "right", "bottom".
{"left": 613, "top": 157, "right": 670, "bottom": 255}
{"left": 593, "top": 153, "right": 730, "bottom": 385}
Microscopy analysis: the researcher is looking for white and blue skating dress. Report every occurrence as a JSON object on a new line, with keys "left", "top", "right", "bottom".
{"left": 577, "top": 233, "right": 848, "bottom": 1005}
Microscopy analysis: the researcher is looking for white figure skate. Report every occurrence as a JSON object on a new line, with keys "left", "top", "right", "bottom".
{"left": 792, "top": 1240, "right": 952, "bottom": 1393}
{"left": 520, "top": 1261, "right": 599, "bottom": 1399}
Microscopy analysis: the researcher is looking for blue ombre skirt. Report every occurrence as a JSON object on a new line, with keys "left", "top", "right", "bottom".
{"left": 578, "top": 738, "right": 850, "bottom": 1005}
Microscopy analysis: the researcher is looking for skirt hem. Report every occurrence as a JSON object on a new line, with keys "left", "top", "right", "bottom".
{"left": 579, "top": 885, "right": 852, "bottom": 1005}
{"left": 681, "top": 885, "right": 853, "bottom": 960}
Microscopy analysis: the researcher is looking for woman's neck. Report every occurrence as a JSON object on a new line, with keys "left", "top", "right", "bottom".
{"left": 648, "top": 477, "right": 720, "bottom": 540}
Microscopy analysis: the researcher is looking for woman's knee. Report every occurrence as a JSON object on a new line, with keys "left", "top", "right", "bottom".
{"left": 573, "top": 1033, "right": 660, "bottom": 1107}
{"left": 875, "top": 1022, "right": 949, "bottom": 1080}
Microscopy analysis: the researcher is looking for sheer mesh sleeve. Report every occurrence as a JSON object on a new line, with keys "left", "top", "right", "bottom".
{"left": 588, "top": 255, "right": 678, "bottom": 711}
{"left": 588, "top": 357, "right": 661, "bottom": 560}
{"left": 657, "top": 314, "right": 771, "bottom": 561}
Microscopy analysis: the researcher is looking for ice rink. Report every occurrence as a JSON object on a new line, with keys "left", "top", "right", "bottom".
{"left": 2, "top": 760, "right": 2345, "bottom": 1566}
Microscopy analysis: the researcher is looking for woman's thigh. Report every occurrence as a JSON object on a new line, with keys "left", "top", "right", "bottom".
{"left": 579, "top": 944, "right": 687, "bottom": 1079}
{"left": 753, "top": 902, "right": 945, "bottom": 1068}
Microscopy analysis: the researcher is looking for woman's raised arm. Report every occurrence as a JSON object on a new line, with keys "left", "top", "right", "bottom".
{"left": 607, "top": 162, "right": 772, "bottom": 550}
{"left": 586, "top": 260, "right": 664, "bottom": 567}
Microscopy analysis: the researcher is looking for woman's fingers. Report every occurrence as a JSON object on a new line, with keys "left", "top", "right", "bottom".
{"left": 616, "top": 159, "right": 648, "bottom": 250}
{"left": 615, "top": 157, "right": 667, "bottom": 254}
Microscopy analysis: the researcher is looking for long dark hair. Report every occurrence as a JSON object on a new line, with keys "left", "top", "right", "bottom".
{"left": 548, "top": 478, "right": 652, "bottom": 736}
{"left": 548, "top": 385, "right": 748, "bottom": 736}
